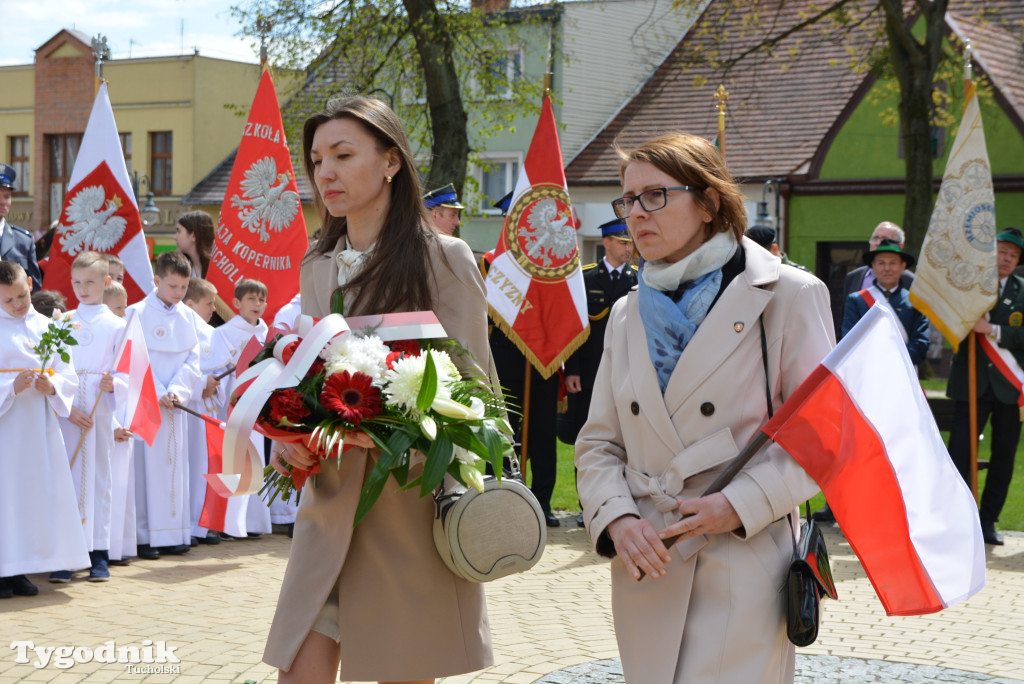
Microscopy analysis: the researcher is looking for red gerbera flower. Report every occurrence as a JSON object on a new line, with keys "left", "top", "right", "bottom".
{"left": 320, "top": 371, "right": 382, "bottom": 426}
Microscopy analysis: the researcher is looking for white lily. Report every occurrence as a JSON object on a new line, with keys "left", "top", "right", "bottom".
{"left": 420, "top": 414, "right": 437, "bottom": 440}
{"left": 432, "top": 396, "right": 485, "bottom": 421}
{"left": 460, "top": 462, "right": 486, "bottom": 493}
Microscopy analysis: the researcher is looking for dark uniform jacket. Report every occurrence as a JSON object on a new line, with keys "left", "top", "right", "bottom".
{"left": 559, "top": 260, "right": 637, "bottom": 444}
{"left": 564, "top": 260, "right": 638, "bottom": 388}
{"left": 841, "top": 283, "right": 930, "bottom": 365}
{"left": 948, "top": 274, "right": 1024, "bottom": 405}
{"left": 0, "top": 220, "right": 42, "bottom": 291}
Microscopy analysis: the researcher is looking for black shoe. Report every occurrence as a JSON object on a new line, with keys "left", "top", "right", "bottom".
{"left": 287, "top": 523, "right": 294, "bottom": 539}
{"left": 576, "top": 512, "right": 585, "bottom": 528}
{"left": 109, "top": 557, "right": 131, "bottom": 566}
{"left": 981, "top": 521, "right": 1004, "bottom": 546}
{"left": 198, "top": 531, "right": 221, "bottom": 545}
{"left": 7, "top": 575, "right": 38, "bottom": 596}
{"left": 545, "top": 512, "right": 560, "bottom": 527}
{"left": 156, "top": 544, "right": 192, "bottom": 555}
{"left": 0, "top": 578, "right": 11, "bottom": 599}
{"left": 246, "top": 532, "right": 263, "bottom": 539}
{"left": 218, "top": 533, "right": 238, "bottom": 541}
{"left": 811, "top": 505, "right": 835, "bottom": 523}
{"left": 136, "top": 544, "right": 160, "bottom": 560}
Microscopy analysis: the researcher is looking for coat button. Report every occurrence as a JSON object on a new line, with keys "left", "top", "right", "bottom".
{"left": 700, "top": 402, "right": 715, "bottom": 416}
{"left": 630, "top": 401, "right": 640, "bottom": 415}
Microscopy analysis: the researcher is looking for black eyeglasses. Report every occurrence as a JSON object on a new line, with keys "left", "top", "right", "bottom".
{"left": 611, "top": 186, "right": 702, "bottom": 219}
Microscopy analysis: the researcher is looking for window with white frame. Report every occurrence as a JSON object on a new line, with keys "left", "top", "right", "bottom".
{"left": 479, "top": 46, "right": 523, "bottom": 99}
{"left": 477, "top": 155, "right": 520, "bottom": 214}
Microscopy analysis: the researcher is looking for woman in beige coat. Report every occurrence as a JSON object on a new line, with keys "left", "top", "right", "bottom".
{"left": 575, "top": 133, "right": 834, "bottom": 683}
{"left": 263, "top": 97, "right": 493, "bottom": 683}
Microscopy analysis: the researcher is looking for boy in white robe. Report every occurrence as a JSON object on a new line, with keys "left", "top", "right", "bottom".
{"left": 51, "top": 252, "right": 128, "bottom": 583}
{"left": 129, "top": 251, "right": 200, "bottom": 559}
{"left": 182, "top": 278, "right": 235, "bottom": 543}
{"left": 0, "top": 261, "right": 89, "bottom": 598}
{"left": 214, "top": 278, "right": 272, "bottom": 537}
{"left": 103, "top": 281, "right": 136, "bottom": 563}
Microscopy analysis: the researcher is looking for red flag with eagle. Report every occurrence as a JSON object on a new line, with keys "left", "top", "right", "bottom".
{"left": 42, "top": 82, "right": 154, "bottom": 308}
{"left": 207, "top": 69, "right": 306, "bottom": 322}
{"left": 484, "top": 94, "right": 588, "bottom": 377}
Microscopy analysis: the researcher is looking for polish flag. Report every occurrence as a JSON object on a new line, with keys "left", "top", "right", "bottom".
{"left": 113, "top": 310, "right": 161, "bottom": 446}
{"left": 199, "top": 419, "right": 229, "bottom": 532}
{"left": 42, "top": 82, "right": 154, "bottom": 308}
{"left": 484, "top": 94, "right": 588, "bottom": 378}
{"left": 763, "top": 305, "right": 985, "bottom": 616}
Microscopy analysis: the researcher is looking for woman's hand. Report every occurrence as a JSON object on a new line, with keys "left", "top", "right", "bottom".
{"left": 275, "top": 441, "right": 318, "bottom": 470}
{"left": 658, "top": 493, "right": 742, "bottom": 544}
{"left": 34, "top": 373, "right": 55, "bottom": 396}
{"left": 607, "top": 515, "right": 672, "bottom": 580}
{"left": 343, "top": 430, "right": 374, "bottom": 449}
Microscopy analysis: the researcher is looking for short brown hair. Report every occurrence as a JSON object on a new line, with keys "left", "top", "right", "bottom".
{"left": 31, "top": 289, "right": 66, "bottom": 314}
{"left": 0, "top": 260, "right": 27, "bottom": 286}
{"left": 617, "top": 133, "right": 747, "bottom": 243}
{"left": 234, "top": 278, "right": 267, "bottom": 300}
{"left": 104, "top": 253, "right": 125, "bottom": 270}
{"left": 154, "top": 250, "right": 192, "bottom": 278}
{"left": 103, "top": 281, "right": 127, "bottom": 303}
{"left": 186, "top": 278, "right": 218, "bottom": 302}
{"left": 71, "top": 251, "right": 109, "bottom": 275}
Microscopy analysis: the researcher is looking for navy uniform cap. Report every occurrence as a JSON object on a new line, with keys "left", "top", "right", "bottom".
{"left": 0, "top": 164, "right": 16, "bottom": 190}
{"left": 423, "top": 182, "right": 465, "bottom": 209}
{"left": 492, "top": 191, "right": 513, "bottom": 216}
{"left": 599, "top": 218, "right": 629, "bottom": 239}
{"left": 744, "top": 224, "right": 776, "bottom": 249}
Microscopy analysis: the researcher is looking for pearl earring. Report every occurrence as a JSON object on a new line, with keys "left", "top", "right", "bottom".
{"left": 385, "top": 175, "right": 393, "bottom": 184}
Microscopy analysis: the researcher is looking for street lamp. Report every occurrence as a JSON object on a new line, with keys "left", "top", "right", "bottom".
{"left": 129, "top": 171, "right": 161, "bottom": 227}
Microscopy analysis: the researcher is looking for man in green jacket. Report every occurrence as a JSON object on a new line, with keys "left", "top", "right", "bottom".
{"left": 947, "top": 227, "right": 1024, "bottom": 545}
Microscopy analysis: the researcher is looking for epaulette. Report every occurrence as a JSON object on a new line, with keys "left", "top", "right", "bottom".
{"left": 9, "top": 224, "right": 31, "bottom": 237}
{"left": 581, "top": 263, "right": 598, "bottom": 271}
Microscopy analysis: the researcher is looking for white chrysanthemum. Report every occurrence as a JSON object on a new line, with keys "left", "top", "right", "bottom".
{"left": 321, "top": 333, "right": 390, "bottom": 382}
{"left": 431, "top": 350, "right": 461, "bottom": 385}
{"left": 383, "top": 353, "right": 452, "bottom": 413}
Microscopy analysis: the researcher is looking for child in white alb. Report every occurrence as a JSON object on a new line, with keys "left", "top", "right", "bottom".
{"left": 0, "top": 261, "right": 89, "bottom": 598}
{"left": 103, "top": 281, "right": 136, "bottom": 564}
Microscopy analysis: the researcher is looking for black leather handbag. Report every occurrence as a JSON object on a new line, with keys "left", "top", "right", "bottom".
{"left": 785, "top": 510, "right": 838, "bottom": 646}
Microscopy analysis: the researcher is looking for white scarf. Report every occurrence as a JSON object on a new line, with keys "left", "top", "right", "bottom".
{"left": 336, "top": 236, "right": 375, "bottom": 287}
{"left": 641, "top": 231, "right": 738, "bottom": 292}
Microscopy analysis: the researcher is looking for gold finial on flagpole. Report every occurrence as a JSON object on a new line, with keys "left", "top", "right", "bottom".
{"left": 543, "top": 72, "right": 551, "bottom": 98}
{"left": 713, "top": 84, "right": 729, "bottom": 160}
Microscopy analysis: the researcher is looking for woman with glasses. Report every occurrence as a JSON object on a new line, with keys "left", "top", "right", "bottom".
{"left": 575, "top": 133, "right": 834, "bottom": 683}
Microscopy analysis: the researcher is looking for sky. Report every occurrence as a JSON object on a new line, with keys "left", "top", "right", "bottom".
{"left": 0, "top": 0, "right": 259, "bottom": 66}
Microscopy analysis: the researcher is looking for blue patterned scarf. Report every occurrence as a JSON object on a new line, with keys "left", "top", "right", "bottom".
{"left": 638, "top": 232, "right": 738, "bottom": 393}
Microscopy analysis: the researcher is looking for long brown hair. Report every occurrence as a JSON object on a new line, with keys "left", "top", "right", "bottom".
{"left": 617, "top": 133, "right": 747, "bottom": 243}
{"left": 177, "top": 210, "right": 215, "bottom": 277}
{"left": 302, "top": 96, "right": 433, "bottom": 315}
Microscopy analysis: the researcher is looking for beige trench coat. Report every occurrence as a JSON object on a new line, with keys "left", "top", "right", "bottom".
{"left": 263, "top": 233, "right": 493, "bottom": 681}
{"left": 576, "top": 239, "right": 835, "bottom": 683}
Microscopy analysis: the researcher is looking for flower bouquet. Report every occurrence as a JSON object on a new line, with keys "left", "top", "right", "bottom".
{"left": 242, "top": 313, "right": 514, "bottom": 526}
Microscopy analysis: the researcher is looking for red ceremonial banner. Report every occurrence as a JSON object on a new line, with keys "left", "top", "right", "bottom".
{"left": 208, "top": 69, "right": 307, "bottom": 322}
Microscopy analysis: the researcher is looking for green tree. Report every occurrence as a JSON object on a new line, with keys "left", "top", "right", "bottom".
{"left": 673, "top": 0, "right": 1009, "bottom": 256}
{"left": 233, "top": 0, "right": 550, "bottom": 201}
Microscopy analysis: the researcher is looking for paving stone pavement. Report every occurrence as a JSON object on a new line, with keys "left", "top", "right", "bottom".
{"left": 2, "top": 517, "right": 1022, "bottom": 683}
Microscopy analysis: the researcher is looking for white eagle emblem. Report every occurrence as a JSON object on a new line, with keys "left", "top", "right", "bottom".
{"left": 523, "top": 198, "right": 575, "bottom": 266}
{"left": 231, "top": 157, "right": 301, "bottom": 242}
{"left": 58, "top": 185, "right": 128, "bottom": 255}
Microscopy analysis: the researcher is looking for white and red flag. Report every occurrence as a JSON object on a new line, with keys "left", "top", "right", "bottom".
{"left": 484, "top": 94, "right": 588, "bottom": 378}
{"left": 763, "top": 305, "right": 985, "bottom": 616}
{"left": 208, "top": 69, "right": 307, "bottom": 322}
{"left": 43, "top": 82, "right": 154, "bottom": 307}
{"left": 112, "top": 310, "right": 161, "bottom": 446}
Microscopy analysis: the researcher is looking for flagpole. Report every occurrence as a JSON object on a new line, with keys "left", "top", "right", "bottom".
{"left": 713, "top": 85, "right": 729, "bottom": 160}
{"left": 968, "top": 333, "right": 979, "bottom": 500}
{"left": 963, "top": 41, "right": 980, "bottom": 501}
{"left": 69, "top": 311, "right": 137, "bottom": 470}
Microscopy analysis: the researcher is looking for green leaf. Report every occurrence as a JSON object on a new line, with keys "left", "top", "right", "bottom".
{"left": 420, "top": 430, "right": 452, "bottom": 497}
{"left": 354, "top": 446, "right": 401, "bottom": 526}
{"left": 59, "top": 351, "right": 70, "bottom": 363}
{"left": 416, "top": 350, "right": 438, "bottom": 413}
{"left": 330, "top": 288, "right": 345, "bottom": 316}
{"left": 482, "top": 424, "right": 511, "bottom": 478}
